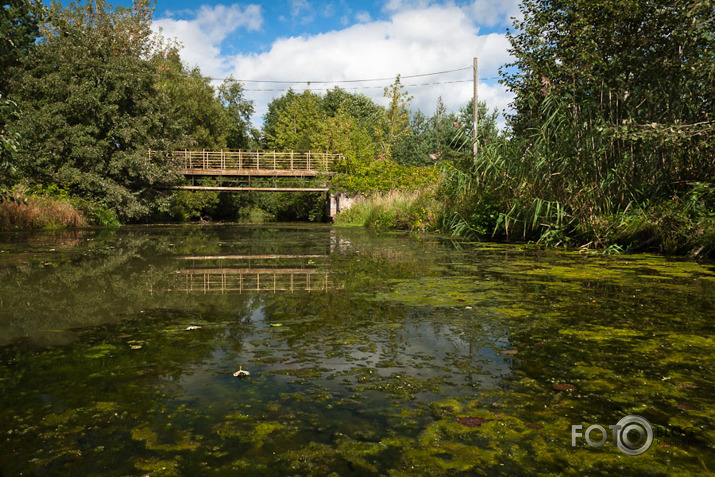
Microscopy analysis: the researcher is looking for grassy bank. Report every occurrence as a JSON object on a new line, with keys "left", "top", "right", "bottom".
{"left": 0, "top": 188, "right": 84, "bottom": 231}
{"left": 334, "top": 189, "right": 438, "bottom": 232}
{"left": 334, "top": 167, "right": 715, "bottom": 259}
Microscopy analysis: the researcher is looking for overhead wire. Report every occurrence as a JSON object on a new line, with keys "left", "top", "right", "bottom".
{"left": 30, "top": 59, "right": 501, "bottom": 94}
{"left": 201, "top": 66, "right": 474, "bottom": 84}
{"left": 241, "top": 77, "right": 502, "bottom": 93}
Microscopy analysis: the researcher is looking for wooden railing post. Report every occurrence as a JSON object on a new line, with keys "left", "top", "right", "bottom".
{"left": 307, "top": 151, "right": 311, "bottom": 170}
{"left": 290, "top": 150, "right": 294, "bottom": 170}
{"left": 257, "top": 151, "right": 260, "bottom": 170}
{"left": 273, "top": 150, "right": 276, "bottom": 170}
{"left": 239, "top": 150, "right": 243, "bottom": 169}
{"left": 221, "top": 149, "right": 225, "bottom": 169}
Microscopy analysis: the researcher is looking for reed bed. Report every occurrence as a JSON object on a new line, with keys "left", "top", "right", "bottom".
{"left": 0, "top": 193, "right": 83, "bottom": 230}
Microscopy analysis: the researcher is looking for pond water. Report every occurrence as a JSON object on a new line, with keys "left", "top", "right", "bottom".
{"left": 0, "top": 225, "right": 712, "bottom": 476}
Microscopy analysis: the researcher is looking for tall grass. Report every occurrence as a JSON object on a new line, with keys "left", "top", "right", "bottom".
{"left": 335, "top": 189, "right": 437, "bottom": 231}
{"left": 437, "top": 91, "right": 714, "bottom": 256}
{"left": 0, "top": 188, "right": 83, "bottom": 230}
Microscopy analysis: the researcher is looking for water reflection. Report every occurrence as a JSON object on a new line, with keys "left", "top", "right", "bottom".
{"left": 0, "top": 225, "right": 712, "bottom": 476}
{"left": 173, "top": 254, "right": 339, "bottom": 294}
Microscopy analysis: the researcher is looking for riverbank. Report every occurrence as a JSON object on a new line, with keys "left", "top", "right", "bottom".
{"left": 333, "top": 189, "right": 715, "bottom": 259}
{"left": 3, "top": 184, "right": 712, "bottom": 259}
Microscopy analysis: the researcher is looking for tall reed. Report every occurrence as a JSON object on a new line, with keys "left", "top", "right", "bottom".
{"left": 0, "top": 190, "right": 83, "bottom": 230}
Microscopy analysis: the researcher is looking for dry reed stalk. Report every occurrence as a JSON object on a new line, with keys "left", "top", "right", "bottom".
{"left": 0, "top": 197, "right": 83, "bottom": 230}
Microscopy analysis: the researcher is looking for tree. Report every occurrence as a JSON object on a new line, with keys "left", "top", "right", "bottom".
{"left": 378, "top": 75, "right": 412, "bottom": 159}
{"left": 265, "top": 90, "right": 326, "bottom": 151}
{"left": 0, "top": 0, "right": 41, "bottom": 96}
{"left": 162, "top": 64, "right": 228, "bottom": 149}
{"left": 501, "top": 0, "right": 715, "bottom": 210}
{"left": 1, "top": 0, "right": 42, "bottom": 182}
{"left": 322, "top": 87, "right": 384, "bottom": 132}
{"left": 458, "top": 99, "right": 499, "bottom": 146}
{"left": 316, "top": 106, "right": 376, "bottom": 162}
{"left": 262, "top": 89, "right": 299, "bottom": 148}
{"left": 9, "top": 0, "right": 184, "bottom": 220}
{"left": 218, "top": 76, "right": 254, "bottom": 149}
{"left": 0, "top": 94, "right": 19, "bottom": 183}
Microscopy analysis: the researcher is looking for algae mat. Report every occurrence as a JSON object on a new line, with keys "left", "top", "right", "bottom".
{"left": 0, "top": 225, "right": 712, "bottom": 476}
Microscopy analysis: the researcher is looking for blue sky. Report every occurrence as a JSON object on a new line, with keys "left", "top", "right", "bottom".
{"left": 118, "top": 0, "right": 521, "bottom": 125}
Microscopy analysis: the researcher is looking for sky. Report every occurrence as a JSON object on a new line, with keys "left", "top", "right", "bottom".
{"left": 144, "top": 0, "right": 522, "bottom": 127}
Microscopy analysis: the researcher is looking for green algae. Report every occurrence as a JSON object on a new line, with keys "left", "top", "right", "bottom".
{"left": 134, "top": 458, "right": 181, "bottom": 476}
{"left": 559, "top": 325, "right": 646, "bottom": 341}
{"left": 85, "top": 343, "right": 118, "bottom": 358}
{"left": 0, "top": 225, "right": 712, "bottom": 476}
{"left": 373, "top": 277, "right": 502, "bottom": 307}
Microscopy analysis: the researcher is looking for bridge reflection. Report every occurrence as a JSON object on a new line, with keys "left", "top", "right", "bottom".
{"left": 174, "top": 254, "right": 340, "bottom": 294}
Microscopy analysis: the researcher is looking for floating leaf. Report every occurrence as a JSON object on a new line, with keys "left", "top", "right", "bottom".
{"left": 233, "top": 366, "right": 250, "bottom": 377}
{"left": 456, "top": 417, "right": 488, "bottom": 427}
{"left": 553, "top": 384, "right": 577, "bottom": 391}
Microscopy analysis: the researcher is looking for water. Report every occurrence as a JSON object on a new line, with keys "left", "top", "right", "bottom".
{"left": 0, "top": 225, "right": 712, "bottom": 476}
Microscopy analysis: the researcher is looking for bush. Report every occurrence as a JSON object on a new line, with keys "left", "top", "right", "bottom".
{"left": 331, "top": 158, "right": 439, "bottom": 195}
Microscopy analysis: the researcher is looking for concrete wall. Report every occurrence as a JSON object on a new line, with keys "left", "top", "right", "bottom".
{"left": 325, "top": 192, "right": 362, "bottom": 220}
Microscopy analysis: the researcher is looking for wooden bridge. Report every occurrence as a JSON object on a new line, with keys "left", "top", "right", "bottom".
{"left": 148, "top": 149, "right": 344, "bottom": 192}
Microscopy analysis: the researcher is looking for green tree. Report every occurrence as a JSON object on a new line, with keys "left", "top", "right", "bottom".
{"left": 378, "top": 75, "right": 412, "bottom": 159}
{"left": 322, "top": 87, "right": 384, "bottom": 132}
{"left": 170, "top": 66, "right": 228, "bottom": 149}
{"left": 316, "top": 106, "right": 376, "bottom": 162}
{"left": 9, "top": 0, "right": 184, "bottom": 221}
{"left": 502, "top": 0, "right": 715, "bottom": 209}
{"left": 458, "top": 99, "right": 499, "bottom": 146}
{"left": 218, "top": 76, "right": 255, "bottom": 149}
{"left": 262, "top": 89, "right": 298, "bottom": 148}
{"left": 0, "top": 0, "right": 41, "bottom": 96}
{"left": 1, "top": 0, "right": 42, "bottom": 182}
{"left": 0, "top": 94, "right": 19, "bottom": 180}
{"left": 265, "top": 90, "right": 326, "bottom": 151}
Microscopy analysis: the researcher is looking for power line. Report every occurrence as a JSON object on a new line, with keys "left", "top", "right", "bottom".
{"left": 26, "top": 59, "right": 501, "bottom": 94}
{"left": 242, "top": 78, "right": 502, "bottom": 92}
{"left": 205, "top": 66, "right": 473, "bottom": 84}
{"left": 240, "top": 76, "right": 501, "bottom": 93}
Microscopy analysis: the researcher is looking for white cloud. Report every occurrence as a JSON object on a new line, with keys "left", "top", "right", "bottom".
{"left": 383, "top": 0, "right": 433, "bottom": 12}
{"left": 153, "top": 1, "right": 516, "bottom": 128}
{"left": 290, "top": 0, "right": 315, "bottom": 24}
{"left": 467, "top": 0, "right": 521, "bottom": 27}
{"left": 152, "top": 4, "right": 263, "bottom": 77}
{"left": 355, "top": 11, "right": 372, "bottom": 23}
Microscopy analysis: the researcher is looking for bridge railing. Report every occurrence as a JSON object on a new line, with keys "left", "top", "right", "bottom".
{"left": 168, "top": 149, "right": 342, "bottom": 172}
{"left": 177, "top": 269, "right": 337, "bottom": 293}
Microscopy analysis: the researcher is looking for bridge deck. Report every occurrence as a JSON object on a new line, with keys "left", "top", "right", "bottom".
{"left": 175, "top": 186, "right": 329, "bottom": 192}
{"left": 157, "top": 149, "right": 343, "bottom": 177}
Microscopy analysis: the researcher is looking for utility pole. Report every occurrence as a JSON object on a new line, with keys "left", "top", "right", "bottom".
{"left": 473, "top": 57, "right": 478, "bottom": 161}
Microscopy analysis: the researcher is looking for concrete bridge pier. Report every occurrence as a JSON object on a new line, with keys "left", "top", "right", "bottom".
{"left": 325, "top": 192, "right": 359, "bottom": 221}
